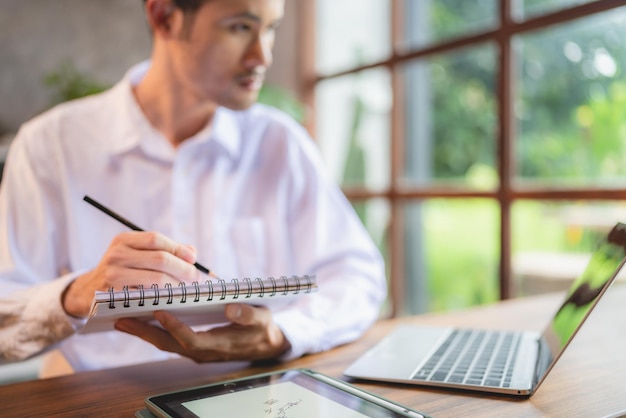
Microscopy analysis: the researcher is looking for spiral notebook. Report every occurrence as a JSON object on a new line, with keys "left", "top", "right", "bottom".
{"left": 80, "top": 275, "right": 317, "bottom": 334}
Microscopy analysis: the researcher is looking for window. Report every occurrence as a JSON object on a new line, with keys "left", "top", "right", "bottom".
{"left": 309, "top": 0, "right": 626, "bottom": 316}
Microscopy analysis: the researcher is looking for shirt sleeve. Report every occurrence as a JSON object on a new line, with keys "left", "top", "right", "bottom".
{"left": 0, "top": 274, "right": 80, "bottom": 362}
{"left": 0, "top": 126, "right": 81, "bottom": 362}
{"left": 270, "top": 123, "right": 387, "bottom": 361}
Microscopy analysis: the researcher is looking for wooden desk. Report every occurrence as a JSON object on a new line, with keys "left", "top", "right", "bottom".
{"left": 3, "top": 284, "right": 626, "bottom": 418}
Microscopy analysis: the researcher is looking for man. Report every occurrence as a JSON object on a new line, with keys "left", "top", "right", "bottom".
{"left": 0, "top": 0, "right": 386, "bottom": 375}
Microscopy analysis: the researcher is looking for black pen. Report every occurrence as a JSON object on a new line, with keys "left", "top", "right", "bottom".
{"left": 83, "top": 195, "right": 216, "bottom": 277}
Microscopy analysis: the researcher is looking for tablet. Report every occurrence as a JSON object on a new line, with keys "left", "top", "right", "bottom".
{"left": 141, "top": 368, "right": 430, "bottom": 418}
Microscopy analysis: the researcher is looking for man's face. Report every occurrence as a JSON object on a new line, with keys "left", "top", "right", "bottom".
{"left": 168, "top": 0, "right": 284, "bottom": 110}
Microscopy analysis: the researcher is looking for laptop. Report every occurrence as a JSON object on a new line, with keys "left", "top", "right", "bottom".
{"left": 344, "top": 222, "right": 626, "bottom": 396}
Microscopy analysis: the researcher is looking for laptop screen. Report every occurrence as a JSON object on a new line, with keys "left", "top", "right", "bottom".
{"left": 538, "top": 222, "right": 626, "bottom": 381}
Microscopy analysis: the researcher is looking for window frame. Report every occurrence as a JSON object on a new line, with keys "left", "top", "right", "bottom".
{"left": 301, "top": 0, "right": 626, "bottom": 316}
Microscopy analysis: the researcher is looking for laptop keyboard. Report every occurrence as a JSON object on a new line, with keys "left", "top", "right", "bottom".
{"left": 412, "top": 329, "right": 521, "bottom": 388}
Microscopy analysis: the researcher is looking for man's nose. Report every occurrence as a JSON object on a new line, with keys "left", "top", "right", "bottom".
{"left": 244, "top": 33, "right": 273, "bottom": 70}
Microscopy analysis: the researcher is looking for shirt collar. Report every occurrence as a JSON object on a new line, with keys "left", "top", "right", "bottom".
{"left": 105, "top": 61, "right": 242, "bottom": 161}
{"left": 211, "top": 107, "right": 242, "bottom": 159}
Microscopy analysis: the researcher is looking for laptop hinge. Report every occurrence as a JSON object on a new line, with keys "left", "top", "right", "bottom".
{"left": 533, "top": 337, "right": 553, "bottom": 389}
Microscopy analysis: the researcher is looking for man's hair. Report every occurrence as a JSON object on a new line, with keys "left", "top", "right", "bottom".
{"left": 142, "top": 0, "right": 207, "bottom": 13}
{"left": 143, "top": 0, "right": 210, "bottom": 36}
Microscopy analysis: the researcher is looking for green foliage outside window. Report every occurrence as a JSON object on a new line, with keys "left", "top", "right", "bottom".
{"left": 43, "top": 60, "right": 109, "bottom": 106}
{"left": 338, "top": 3, "right": 626, "bottom": 312}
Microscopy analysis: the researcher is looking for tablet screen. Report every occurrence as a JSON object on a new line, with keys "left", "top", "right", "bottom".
{"left": 146, "top": 369, "right": 423, "bottom": 418}
{"left": 185, "top": 380, "right": 369, "bottom": 417}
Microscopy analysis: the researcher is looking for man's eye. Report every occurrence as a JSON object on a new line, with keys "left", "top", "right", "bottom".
{"left": 230, "top": 23, "right": 252, "bottom": 32}
{"left": 268, "top": 21, "right": 281, "bottom": 32}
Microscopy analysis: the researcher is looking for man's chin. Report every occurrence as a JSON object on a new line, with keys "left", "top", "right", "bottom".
{"left": 225, "top": 102, "right": 256, "bottom": 111}
{"left": 220, "top": 94, "right": 259, "bottom": 111}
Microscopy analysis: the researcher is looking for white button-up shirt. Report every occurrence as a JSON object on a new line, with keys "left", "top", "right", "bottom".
{"left": 0, "top": 62, "right": 386, "bottom": 373}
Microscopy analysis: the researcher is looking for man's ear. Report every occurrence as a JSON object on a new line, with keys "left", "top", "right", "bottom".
{"left": 144, "top": 0, "right": 178, "bottom": 37}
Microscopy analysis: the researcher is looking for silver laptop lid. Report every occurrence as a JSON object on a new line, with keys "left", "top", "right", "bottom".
{"left": 532, "top": 222, "right": 626, "bottom": 393}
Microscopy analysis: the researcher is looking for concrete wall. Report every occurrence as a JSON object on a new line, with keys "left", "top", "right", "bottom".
{"left": 0, "top": 0, "right": 301, "bottom": 135}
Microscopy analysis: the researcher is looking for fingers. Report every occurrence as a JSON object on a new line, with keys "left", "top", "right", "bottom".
{"left": 63, "top": 232, "right": 201, "bottom": 319}
{"left": 114, "top": 306, "right": 290, "bottom": 363}
{"left": 115, "top": 312, "right": 230, "bottom": 362}
{"left": 114, "top": 316, "right": 183, "bottom": 353}
{"left": 113, "top": 231, "right": 198, "bottom": 270}
{"left": 115, "top": 311, "right": 212, "bottom": 349}
{"left": 103, "top": 231, "right": 202, "bottom": 285}
{"left": 153, "top": 311, "right": 198, "bottom": 343}
{"left": 225, "top": 303, "right": 270, "bottom": 326}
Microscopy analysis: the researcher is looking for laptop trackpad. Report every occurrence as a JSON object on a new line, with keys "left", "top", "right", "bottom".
{"left": 345, "top": 325, "right": 451, "bottom": 380}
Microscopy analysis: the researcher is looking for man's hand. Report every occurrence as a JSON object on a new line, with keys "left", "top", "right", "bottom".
{"left": 62, "top": 231, "right": 201, "bottom": 318}
{"left": 114, "top": 304, "right": 292, "bottom": 362}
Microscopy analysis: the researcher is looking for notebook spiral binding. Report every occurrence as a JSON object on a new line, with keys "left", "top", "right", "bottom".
{"left": 106, "top": 275, "right": 315, "bottom": 309}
